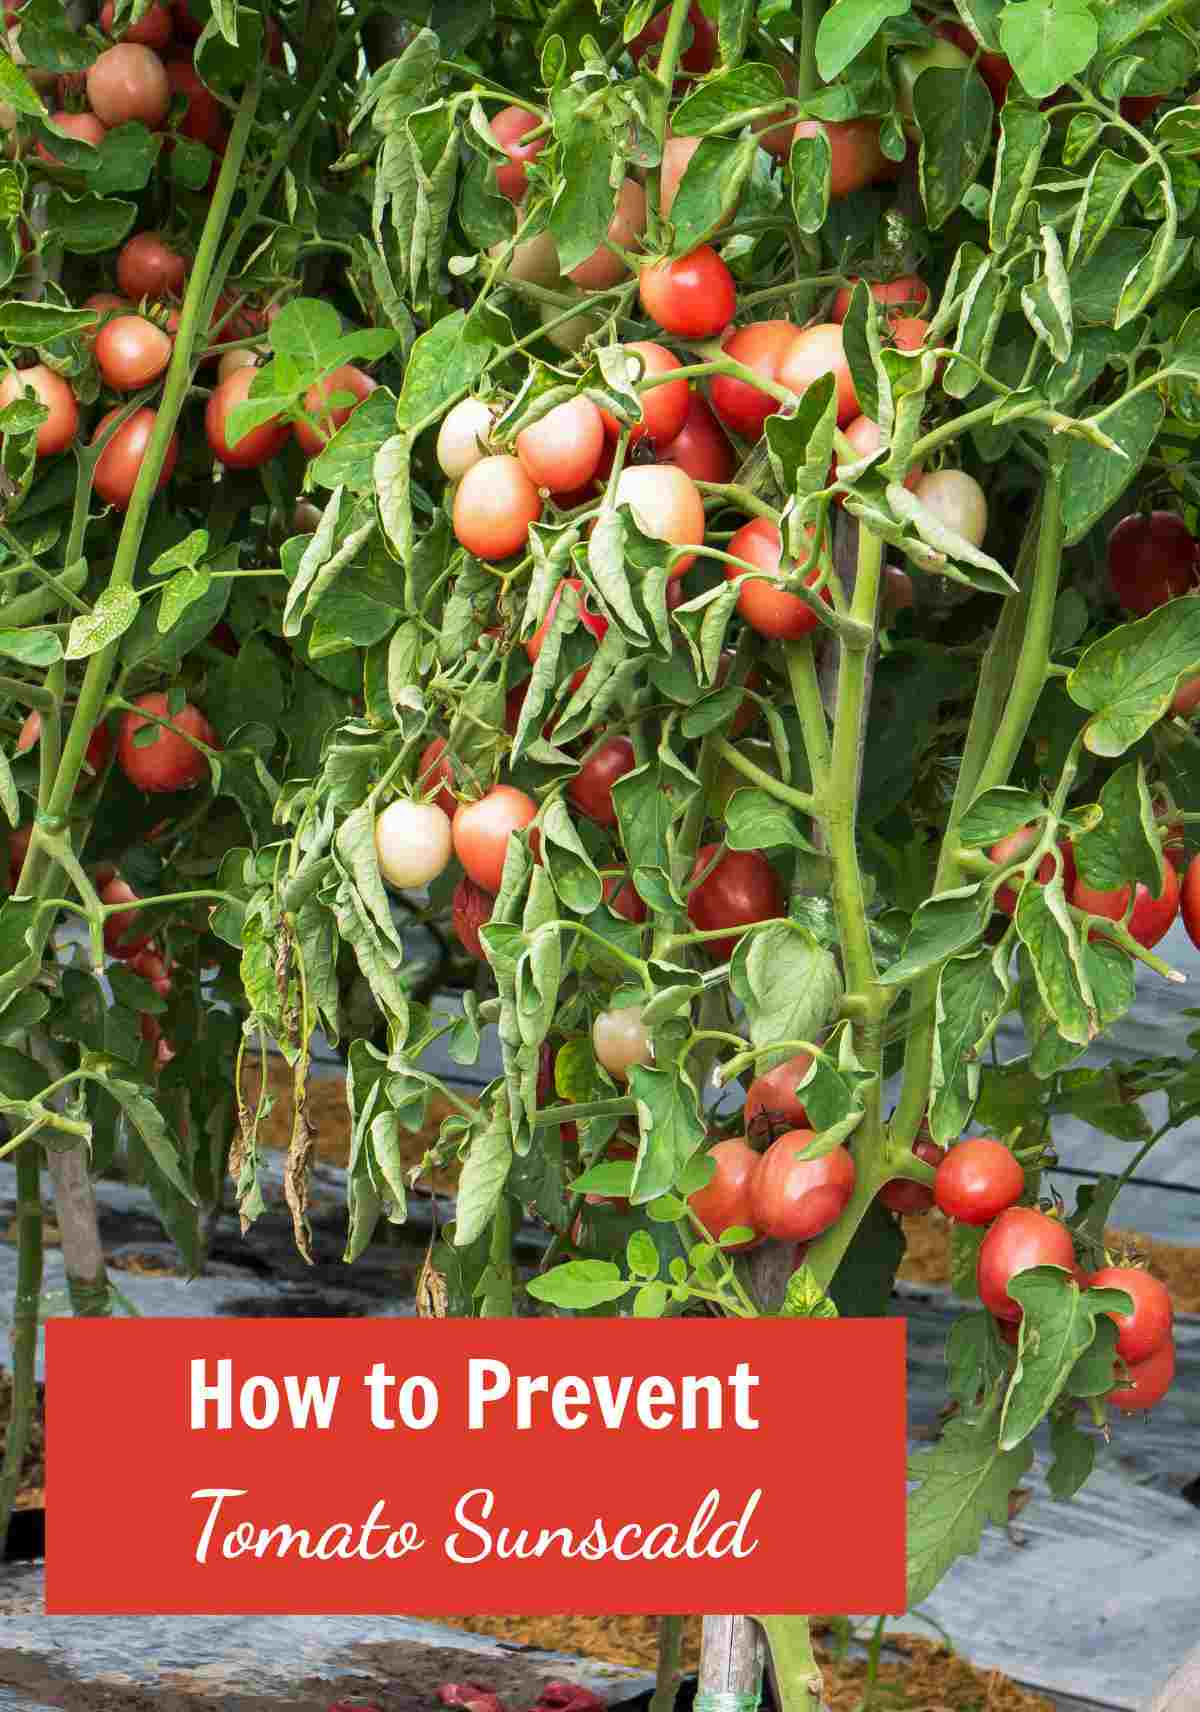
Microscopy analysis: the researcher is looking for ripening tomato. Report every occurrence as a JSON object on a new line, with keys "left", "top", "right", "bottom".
{"left": 417, "top": 737, "right": 458, "bottom": 819}
{"left": 660, "top": 136, "right": 700, "bottom": 217}
{"left": 453, "top": 784, "right": 538, "bottom": 893}
{"left": 117, "top": 692, "right": 214, "bottom": 793}
{"left": 793, "top": 118, "right": 890, "bottom": 197}
{"left": 911, "top": 468, "right": 988, "bottom": 547}
{"left": 1182, "top": 853, "right": 1200, "bottom": 951}
{"left": 831, "top": 274, "right": 928, "bottom": 324}
{"left": 629, "top": 1, "right": 717, "bottom": 78}
{"left": 725, "top": 517, "right": 827, "bottom": 640}
{"left": 934, "top": 1137, "right": 1025, "bottom": 1225}
{"left": 293, "top": 365, "right": 377, "bottom": 457}
{"left": 1171, "top": 672, "right": 1200, "bottom": 718}
{"left": 490, "top": 105, "right": 547, "bottom": 201}
{"left": 374, "top": 798, "right": 454, "bottom": 890}
{"left": 569, "top": 736, "right": 635, "bottom": 827}
{"left": 217, "top": 348, "right": 258, "bottom": 382}
{"left": 1107, "top": 512, "right": 1197, "bottom": 615}
{"left": 710, "top": 320, "right": 796, "bottom": 441}
{"left": 603, "top": 872, "right": 647, "bottom": 923}
{"left": 526, "top": 576, "right": 609, "bottom": 665}
{"left": 0, "top": 364, "right": 78, "bottom": 457}
{"left": 639, "top": 246, "right": 736, "bottom": 339}
{"left": 895, "top": 39, "right": 973, "bottom": 137}
{"left": 100, "top": 0, "right": 172, "bottom": 46}
{"left": 599, "top": 341, "right": 690, "bottom": 450}
{"left": 750, "top": 1131, "right": 855, "bottom": 1241}
{"left": 836, "top": 415, "right": 922, "bottom": 495}
{"left": 989, "top": 824, "right": 1076, "bottom": 916}
{"left": 164, "top": 57, "right": 225, "bottom": 150}
{"left": 977, "top": 1206, "right": 1075, "bottom": 1322}
{"left": 660, "top": 394, "right": 734, "bottom": 482}
{"left": 36, "top": 109, "right": 106, "bottom": 164}
{"left": 94, "top": 314, "right": 172, "bottom": 390}
{"left": 116, "top": 231, "right": 187, "bottom": 299}
{"left": 568, "top": 178, "right": 646, "bottom": 290}
{"left": 777, "top": 322, "right": 859, "bottom": 425}
{"left": 129, "top": 946, "right": 173, "bottom": 997}
{"left": 437, "top": 397, "right": 496, "bottom": 480}
{"left": 92, "top": 407, "right": 178, "bottom": 509}
{"left": 688, "top": 845, "right": 784, "bottom": 960}
{"left": 1108, "top": 1337, "right": 1176, "bottom": 1413}
{"left": 879, "top": 1137, "right": 946, "bottom": 1215}
{"left": 592, "top": 1004, "right": 652, "bottom": 1080}
{"left": 516, "top": 396, "right": 605, "bottom": 493}
{"left": 86, "top": 42, "right": 170, "bottom": 126}
{"left": 891, "top": 315, "right": 931, "bottom": 355}
{"left": 612, "top": 464, "right": 705, "bottom": 576}
{"left": 206, "top": 366, "right": 289, "bottom": 468}
{"left": 689, "top": 1138, "right": 760, "bottom": 1245}
{"left": 744, "top": 1051, "right": 813, "bottom": 1135}
{"left": 17, "top": 710, "right": 111, "bottom": 778}
{"left": 1071, "top": 859, "right": 1180, "bottom": 950}
{"left": 100, "top": 875, "right": 153, "bottom": 959}
{"left": 1089, "top": 1265, "right": 1173, "bottom": 1364}
{"left": 453, "top": 454, "right": 543, "bottom": 560}
{"left": 452, "top": 875, "right": 493, "bottom": 959}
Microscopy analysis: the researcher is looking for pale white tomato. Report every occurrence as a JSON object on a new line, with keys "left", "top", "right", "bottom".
{"left": 374, "top": 799, "right": 453, "bottom": 889}
{"left": 437, "top": 397, "right": 497, "bottom": 480}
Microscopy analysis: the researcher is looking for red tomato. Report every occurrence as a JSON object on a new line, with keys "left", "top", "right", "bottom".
{"left": 117, "top": 691, "right": 215, "bottom": 793}
{"left": 660, "top": 136, "right": 702, "bottom": 217}
{"left": 165, "top": 56, "right": 226, "bottom": 149}
{"left": 777, "top": 322, "right": 859, "bottom": 425}
{"left": 831, "top": 274, "right": 929, "bottom": 324}
{"left": 710, "top": 320, "right": 796, "bottom": 441}
{"left": 453, "top": 454, "right": 543, "bottom": 560}
{"left": 567, "top": 178, "right": 647, "bottom": 291}
{"left": 1089, "top": 1265, "right": 1173, "bottom": 1365}
{"left": 526, "top": 577, "right": 609, "bottom": 664}
{"left": 689, "top": 1138, "right": 760, "bottom": 1246}
{"left": 934, "top": 1137, "right": 1025, "bottom": 1225}
{"left": 793, "top": 117, "right": 890, "bottom": 197}
{"left": 92, "top": 406, "right": 178, "bottom": 509}
{"left": 639, "top": 246, "right": 736, "bottom": 339}
{"left": 1071, "top": 858, "right": 1180, "bottom": 950}
{"left": 977, "top": 1206, "right": 1075, "bottom": 1322}
{"left": 1183, "top": 853, "right": 1200, "bottom": 950}
{"left": 171, "top": 0, "right": 202, "bottom": 41}
{"left": 629, "top": 1, "right": 717, "bottom": 78}
{"left": 745, "top": 1051, "right": 812, "bottom": 1135}
{"left": 1108, "top": 1337, "right": 1176, "bottom": 1413}
{"left": 891, "top": 315, "right": 931, "bottom": 353}
{"left": 599, "top": 341, "right": 690, "bottom": 449}
{"left": 660, "top": 394, "right": 734, "bottom": 482}
{"left": 836, "top": 414, "right": 922, "bottom": 495}
{"left": 100, "top": 0, "right": 172, "bottom": 44}
{"left": 687, "top": 845, "right": 784, "bottom": 960}
{"left": 418, "top": 737, "right": 458, "bottom": 819}
{"left": 989, "top": 825, "right": 1076, "bottom": 916}
{"left": 1107, "top": 511, "right": 1197, "bottom": 615}
{"left": 36, "top": 109, "right": 106, "bottom": 164}
{"left": 94, "top": 313, "right": 172, "bottom": 390}
{"left": 612, "top": 464, "right": 705, "bottom": 576}
{"left": 452, "top": 875, "right": 493, "bottom": 960}
{"left": 116, "top": 231, "right": 187, "bottom": 300}
{"left": 6, "top": 824, "right": 31, "bottom": 893}
{"left": 86, "top": 43, "right": 170, "bottom": 126}
{"left": 82, "top": 292, "right": 129, "bottom": 346}
{"left": 1172, "top": 673, "right": 1200, "bottom": 717}
{"left": 516, "top": 396, "right": 605, "bottom": 493}
{"left": 569, "top": 736, "right": 635, "bottom": 827}
{"left": 603, "top": 872, "right": 647, "bottom": 923}
{"left": 129, "top": 945, "right": 173, "bottom": 996}
{"left": 749, "top": 1131, "right": 855, "bottom": 1241}
{"left": 879, "top": 1137, "right": 946, "bottom": 1215}
{"left": 205, "top": 366, "right": 289, "bottom": 469}
{"left": 490, "top": 105, "right": 547, "bottom": 202}
{"left": 453, "top": 784, "right": 538, "bottom": 893}
{"left": 17, "top": 710, "right": 111, "bottom": 777}
{"left": 100, "top": 875, "right": 153, "bottom": 959}
{"left": 726, "top": 516, "right": 827, "bottom": 640}
{"left": 0, "top": 364, "right": 78, "bottom": 457}
{"left": 882, "top": 564, "right": 914, "bottom": 615}
{"left": 293, "top": 365, "right": 377, "bottom": 457}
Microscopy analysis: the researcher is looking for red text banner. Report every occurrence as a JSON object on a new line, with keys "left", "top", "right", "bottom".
{"left": 47, "top": 1317, "right": 905, "bottom": 1614}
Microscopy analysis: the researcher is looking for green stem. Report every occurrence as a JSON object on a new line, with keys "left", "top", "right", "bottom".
{"left": 650, "top": 1617, "right": 685, "bottom": 1712}
{"left": 649, "top": 0, "right": 694, "bottom": 238}
{"left": 825, "top": 525, "right": 882, "bottom": 997}
{"left": 0, "top": 1140, "right": 42, "bottom": 1555}
{"left": 485, "top": 1193, "right": 515, "bottom": 1316}
{"left": 757, "top": 1616, "right": 823, "bottom": 1712}
{"left": 783, "top": 640, "right": 831, "bottom": 785}
{"left": 796, "top": 0, "right": 824, "bottom": 99}
{"left": 0, "top": 562, "right": 87, "bottom": 628}
{"left": 714, "top": 738, "right": 819, "bottom": 815}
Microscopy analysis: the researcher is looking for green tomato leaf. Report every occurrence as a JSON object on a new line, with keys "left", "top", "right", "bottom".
{"left": 997, "top": 0, "right": 1098, "bottom": 100}
{"left": 1068, "top": 594, "right": 1200, "bottom": 756}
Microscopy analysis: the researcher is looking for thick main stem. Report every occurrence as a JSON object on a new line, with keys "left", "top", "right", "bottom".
{"left": 0, "top": 1142, "right": 43, "bottom": 1552}
{"left": 650, "top": 1616, "right": 685, "bottom": 1712}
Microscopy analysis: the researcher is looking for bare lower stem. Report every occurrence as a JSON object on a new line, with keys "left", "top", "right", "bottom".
{"left": 650, "top": 1616, "right": 685, "bottom": 1712}
{"left": 44, "top": 1145, "right": 109, "bottom": 1316}
{"left": 0, "top": 1142, "right": 43, "bottom": 1551}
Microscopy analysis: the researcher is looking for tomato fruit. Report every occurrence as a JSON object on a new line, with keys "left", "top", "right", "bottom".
{"left": 660, "top": 136, "right": 701, "bottom": 217}
{"left": 689, "top": 1138, "right": 760, "bottom": 1245}
{"left": 629, "top": 2, "right": 717, "bottom": 79}
{"left": 639, "top": 246, "right": 736, "bottom": 339}
{"left": 912, "top": 468, "right": 988, "bottom": 547}
{"left": 95, "top": 314, "right": 172, "bottom": 390}
{"left": 6, "top": 824, "right": 30, "bottom": 893}
{"left": 205, "top": 366, "right": 289, "bottom": 469}
{"left": 603, "top": 873, "right": 647, "bottom": 923}
{"left": 92, "top": 407, "right": 178, "bottom": 509}
{"left": 989, "top": 825, "right": 1076, "bottom": 915}
{"left": 592, "top": 1004, "right": 651, "bottom": 1080}
{"left": 660, "top": 394, "right": 734, "bottom": 482}
{"left": 710, "top": 320, "right": 796, "bottom": 440}
{"left": 1182, "top": 853, "right": 1200, "bottom": 950}
{"left": 452, "top": 875, "right": 493, "bottom": 959}
{"left": 526, "top": 576, "right": 609, "bottom": 664}
{"left": 1089, "top": 1265, "right": 1173, "bottom": 1364}
{"left": 613, "top": 464, "right": 705, "bottom": 576}
{"left": 599, "top": 341, "right": 690, "bottom": 449}
{"left": 1171, "top": 673, "right": 1200, "bottom": 717}
{"left": 793, "top": 118, "right": 890, "bottom": 198}
{"left": 374, "top": 798, "right": 454, "bottom": 889}
{"left": 879, "top": 1137, "right": 946, "bottom": 1215}
{"left": 217, "top": 349, "right": 258, "bottom": 382}
{"left": 117, "top": 691, "right": 214, "bottom": 793}
{"left": 17, "top": 710, "right": 110, "bottom": 777}
{"left": 437, "top": 397, "right": 496, "bottom": 480}
{"left": 744, "top": 1051, "right": 813, "bottom": 1136}
{"left": 749, "top": 1132, "right": 855, "bottom": 1241}
{"left": 726, "top": 516, "right": 826, "bottom": 640}
{"left": 36, "top": 110, "right": 106, "bottom": 164}
{"left": 490, "top": 105, "right": 547, "bottom": 201}
{"left": 934, "top": 1137, "right": 1025, "bottom": 1225}
{"left": 567, "top": 178, "right": 646, "bottom": 290}
{"left": 116, "top": 231, "right": 187, "bottom": 300}
{"left": 1107, "top": 1337, "right": 1176, "bottom": 1413}
{"left": 831, "top": 274, "right": 928, "bottom": 324}
{"left": 453, "top": 454, "right": 543, "bottom": 560}
{"left": 86, "top": 43, "right": 170, "bottom": 127}
{"left": 1107, "top": 511, "right": 1197, "bottom": 615}
{"left": 569, "top": 736, "right": 634, "bottom": 827}
{"left": 129, "top": 946, "right": 173, "bottom": 996}
{"left": 0, "top": 364, "right": 78, "bottom": 457}
{"left": 294, "top": 365, "right": 377, "bottom": 456}
{"left": 417, "top": 737, "right": 458, "bottom": 819}
{"left": 1071, "top": 857, "right": 1180, "bottom": 950}
{"left": 777, "top": 322, "right": 859, "bottom": 425}
{"left": 516, "top": 396, "right": 605, "bottom": 493}
{"left": 164, "top": 57, "right": 225, "bottom": 150}
{"left": 453, "top": 784, "right": 538, "bottom": 892}
{"left": 976, "top": 1206, "right": 1075, "bottom": 1321}
{"left": 100, "top": 0, "right": 173, "bottom": 43}
{"left": 100, "top": 875, "right": 153, "bottom": 959}
{"left": 882, "top": 564, "right": 914, "bottom": 615}
{"left": 836, "top": 414, "right": 921, "bottom": 494}
{"left": 687, "top": 845, "right": 784, "bottom": 959}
